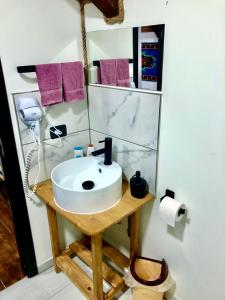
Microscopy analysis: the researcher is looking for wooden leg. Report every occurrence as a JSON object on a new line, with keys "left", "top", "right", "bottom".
{"left": 130, "top": 210, "right": 140, "bottom": 260}
{"left": 46, "top": 205, "right": 61, "bottom": 273}
{"left": 91, "top": 234, "right": 104, "bottom": 300}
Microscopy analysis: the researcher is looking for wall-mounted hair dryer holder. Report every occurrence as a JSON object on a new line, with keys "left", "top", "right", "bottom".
{"left": 17, "top": 96, "right": 42, "bottom": 141}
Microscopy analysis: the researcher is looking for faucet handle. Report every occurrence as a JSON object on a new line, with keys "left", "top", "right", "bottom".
{"left": 99, "top": 137, "right": 112, "bottom": 144}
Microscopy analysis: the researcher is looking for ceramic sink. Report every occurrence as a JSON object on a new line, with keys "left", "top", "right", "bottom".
{"left": 51, "top": 157, "right": 122, "bottom": 214}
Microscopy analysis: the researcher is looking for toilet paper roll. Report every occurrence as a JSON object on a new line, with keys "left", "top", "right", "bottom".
{"left": 159, "top": 196, "right": 186, "bottom": 227}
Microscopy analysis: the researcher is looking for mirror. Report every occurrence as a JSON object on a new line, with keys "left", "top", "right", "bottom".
{"left": 87, "top": 24, "right": 165, "bottom": 91}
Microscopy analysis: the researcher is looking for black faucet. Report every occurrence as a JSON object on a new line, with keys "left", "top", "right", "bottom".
{"left": 92, "top": 137, "right": 112, "bottom": 165}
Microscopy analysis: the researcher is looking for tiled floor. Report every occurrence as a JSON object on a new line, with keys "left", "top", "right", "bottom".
{"left": 0, "top": 267, "right": 132, "bottom": 300}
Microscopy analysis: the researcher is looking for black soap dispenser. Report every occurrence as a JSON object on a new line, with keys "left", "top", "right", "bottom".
{"left": 130, "top": 171, "right": 148, "bottom": 199}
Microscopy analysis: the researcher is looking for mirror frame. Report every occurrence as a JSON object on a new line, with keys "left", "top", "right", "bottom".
{"left": 87, "top": 24, "right": 165, "bottom": 92}
{"left": 133, "top": 24, "right": 165, "bottom": 91}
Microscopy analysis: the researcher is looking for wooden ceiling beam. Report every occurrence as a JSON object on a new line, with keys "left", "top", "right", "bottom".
{"left": 90, "top": 0, "right": 119, "bottom": 18}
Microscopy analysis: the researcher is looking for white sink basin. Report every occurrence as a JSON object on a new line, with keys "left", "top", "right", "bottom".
{"left": 51, "top": 157, "right": 122, "bottom": 214}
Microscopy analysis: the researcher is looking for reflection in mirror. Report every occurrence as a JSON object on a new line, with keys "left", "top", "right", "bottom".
{"left": 87, "top": 25, "right": 165, "bottom": 91}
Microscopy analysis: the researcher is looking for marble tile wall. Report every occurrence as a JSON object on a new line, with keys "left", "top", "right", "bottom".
{"left": 15, "top": 87, "right": 160, "bottom": 192}
{"left": 88, "top": 85, "right": 161, "bottom": 194}
{"left": 91, "top": 131, "right": 157, "bottom": 193}
{"left": 88, "top": 86, "right": 160, "bottom": 150}
{"left": 14, "top": 91, "right": 89, "bottom": 146}
{"left": 13, "top": 91, "right": 90, "bottom": 184}
{"left": 23, "top": 131, "right": 90, "bottom": 185}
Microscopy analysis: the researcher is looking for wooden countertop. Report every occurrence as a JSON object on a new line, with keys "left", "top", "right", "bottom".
{"left": 36, "top": 180, "right": 154, "bottom": 236}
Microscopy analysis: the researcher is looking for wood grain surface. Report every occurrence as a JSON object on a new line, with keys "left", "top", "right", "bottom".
{"left": 36, "top": 180, "right": 154, "bottom": 236}
{"left": 0, "top": 190, "right": 24, "bottom": 290}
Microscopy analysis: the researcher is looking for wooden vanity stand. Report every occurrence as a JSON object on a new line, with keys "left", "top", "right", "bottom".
{"left": 36, "top": 180, "right": 154, "bottom": 300}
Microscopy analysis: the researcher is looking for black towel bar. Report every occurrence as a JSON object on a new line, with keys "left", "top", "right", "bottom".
{"left": 17, "top": 65, "right": 36, "bottom": 73}
{"left": 17, "top": 60, "right": 134, "bottom": 73}
{"left": 93, "top": 59, "right": 133, "bottom": 67}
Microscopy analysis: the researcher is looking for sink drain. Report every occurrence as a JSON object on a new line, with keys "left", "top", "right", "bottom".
{"left": 82, "top": 180, "right": 95, "bottom": 190}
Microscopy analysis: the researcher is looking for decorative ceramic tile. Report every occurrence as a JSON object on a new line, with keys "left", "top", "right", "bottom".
{"left": 23, "top": 130, "right": 90, "bottom": 185}
{"left": 13, "top": 91, "right": 89, "bottom": 145}
{"left": 90, "top": 130, "right": 157, "bottom": 194}
{"left": 88, "top": 85, "right": 161, "bottom": 150}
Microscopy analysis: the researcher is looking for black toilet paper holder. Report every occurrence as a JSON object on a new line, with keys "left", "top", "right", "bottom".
{"left": 160, "top": 189, "right": 186, "bottom": 217}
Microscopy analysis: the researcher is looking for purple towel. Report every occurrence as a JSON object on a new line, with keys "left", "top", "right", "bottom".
{"left": 61, "top": 62, "right": 84, "bottom": 102}
{"left": 117, "top": 79, "right": 130, "bottom": 87}
{"left": 116, "top": 59, "right": 130, "bottom": 84}
{"left": 99, "top": 59, "right": 130, "bottom": 87}
{"left": 36, "top": 64, "right": 63, "bottom": 106}
{"left": 99, "top": 60, "right": 117, "bottom": 85}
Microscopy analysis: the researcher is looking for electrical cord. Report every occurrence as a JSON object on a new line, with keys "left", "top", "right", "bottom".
{"left": 23, "top": 124, "right": 63, "bottom": 203}
{"left": 32, "top": 136, "right": 41, "bottom": 194}
{"left": 23, "top": 135, "right": 40, "bottom": 204}
{"left": 41, "top": 125, "right": 64, "bottom": 147}
{"left": 48, "top": 127, "right": 63, "bottom": 146}
{"left": 23, "top": 128, "right": 45, "bottom": 204}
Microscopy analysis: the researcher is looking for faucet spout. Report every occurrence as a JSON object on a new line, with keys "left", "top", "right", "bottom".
{"left": 92, "top": 148, "right": 105, "bottom": 156}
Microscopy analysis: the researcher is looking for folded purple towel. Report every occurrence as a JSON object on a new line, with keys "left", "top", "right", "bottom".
{"left": 99, "top": 60, "right": 117, "bottom": 85}
{"left": 116, "top": 59, "right": 130, "bottom": 82}
{"left": 61, "top": 62, "right": 84, "bottom": 102}
{"left": 117, "top": 79, "right": 131, "bottom": 87}
{"left": 99, "top": 59, "right": 130, "bottom": 87}
{"left": 36, "top": 64, "right": 63, "bottom": 106}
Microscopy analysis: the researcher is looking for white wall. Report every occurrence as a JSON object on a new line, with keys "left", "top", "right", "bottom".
{"left": 85, "top": 1, "right": 225, "bottom": 300}
{"left": 87, "top": 28, "right": 133, "bottom": 62}
{"left": 0, "top": 0, "right": 89, "bottom": 271}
